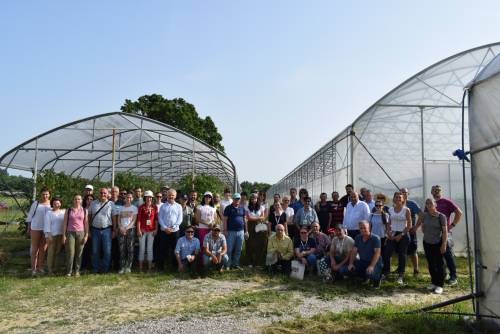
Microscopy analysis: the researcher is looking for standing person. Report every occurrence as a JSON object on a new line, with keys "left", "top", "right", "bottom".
{"left": 315, "top": 193, "right": 332, "bottom": 234}
{"left": 342, "top": 192, "right": 370, "bottom": 239}
{"left": 294, "top": 226, "right": 317, "bottom": 274}
{"left": 203, "top": 225, "right": 228, "bottom": 272}
{"left": 294, "top": 197, "right": 319, "bottom": 231}
{"left": 369, "top": 200, "right": 390, "bottom": 276}
{"left": 266, "top": 224, "right": 294, "bottom": 275}
{"left": 115, "top": 190, "right": 126, "bottom": 206}
{"left": 385, "top": 192, "right": 412, "bottom": 284}
{"left": 431, "top": 185, "right": 462, "bottom": 285}
{"left": 196, "top": 192, "right": 217, "bottom": 248}
{"left": 359, "top": 187, "right": 368, "bottom": 202}
{"left": 214, "top": 193, "right": 222, "bottom": 227}
{"left": 63, "top": 195, "right": 88, "bottom": 277}
{"left": 289, "top": 188, "right": 299, "bottom": 212}
{"left": 161, "top": 185, "right": 170, "bottom": 203}
{"left": 43, "top": 198, "right": 65, "bottom": 275}
{"left": 220, "top": 188, "right": 232, "bottom": 235}
{"left": 246, "top": 193, "right": 268, "bottom": 267}
{"left": 80, "top": 194, "right": 94, "bottom": 270}
{"left": 269, "top": 193, "right": 281, "bottom": 214}
{"left": 137, "top": 191, "right": 157, "bottom": 272}
{"left": 155, "top": 192, "right": 164, "bottom": 210}
{"left": 341, "top": 221, "right": 383, "bottom": 288}
{"left": 400, "top": 187, "right": 422, "bottom": 276}
{"left": 188, "top": 191, "right": 198, "bottom": 211}
{"left": 89, "top": 188, "right": 115, "bottom": 274}
{"left": 364, "top": 190, "right": 376, "bottom": 212}
{"left": 329, "top": 191, "right": 344, "bottom": 228}
{"left": 281, "top": 195, "right": 295, "bottom": 238}
{"left": 110, "top": 189, "right": 123, "bottom": 271}
{"left": 374, "top": 193, "right": 390, "bottom": 213}
{"left": 223, "top": 193, "right": 248, "bottom": 270}
{"left": 26, "top": 187, "right": 51, "bottom": 277}
{"left": 268, "top": 202, "right": 287, "bottom": 235}
{"left": 240, "top": 192, "right": 249, "bottom": 210}
{"left": 158, "top": 189, "right": 183, "bottom": 271}
{"left": 339, "top": 184, "right": 354, "bottom": 207}
{"left": 258, "top": 191, "right": 269, "bottom": 217}
{"left": 110, "top": 186, "right": 120, "bottom": 203}
{"left": 413, "top": 198, "right": 448, "bottom": 294}
{"left": 178, "top": 194, "right": 194, "bottom": 237}
{"left": 132, "top": 187, "right": 144, "bottom": 208}
{"left": 83, "top": 185, "right": 94, "bottom": 198}
{"left": 174, "top": 226, "right": 200, "bottom": 275}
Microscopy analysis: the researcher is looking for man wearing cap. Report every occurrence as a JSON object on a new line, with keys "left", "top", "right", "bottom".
{"left": 266, "top": 223, "right": 294, "bottom": 275}
{"left": 84, "top": 185, "right": 94, "bottom": 197}
{"left": 174, "top": 226, "right": 200, "bottom": 275}
{"left": 158, "top": 189, "right": 183, "bottom": 271}
{"left": 431, "top": 185, "right": 462, "bottom": 285}
{"left": 203, "top": 225, "right": 228, "bottom": 272}
{"left": 179, "top": 194, "right": 194, "bottom": 237}
{"left": 223, "top": 193, "right": 248, "bottom": 269}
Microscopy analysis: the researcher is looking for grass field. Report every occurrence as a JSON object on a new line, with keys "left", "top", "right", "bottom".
{"left": 0, "top": 224, "right": 483, "bottom": 333}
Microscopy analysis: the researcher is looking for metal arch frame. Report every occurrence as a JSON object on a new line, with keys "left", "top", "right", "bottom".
{"left": 269, "top": 42, "right": 500, "bottom": 200}
{"left": 0, "top": 111, "right": 239, "bottom": 190}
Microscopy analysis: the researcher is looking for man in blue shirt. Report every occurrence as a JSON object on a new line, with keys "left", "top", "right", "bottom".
{"left": 175, "top": 226, "right": 200, "bottom": 275}
{"left": 158, "top": 189, "right": 183, "bottom": 271}
{"left": 401, "top": 188, "right": 422, "bottom": 276}
{"left": 341, "top": 220, "right": 383, "bottom": 288}
{"left": 223, "top": 193, "right": 248, "bottom": 270}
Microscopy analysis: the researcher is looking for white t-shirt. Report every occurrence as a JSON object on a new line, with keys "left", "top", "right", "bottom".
{"left": 27, "top": 201, "right": 51, "bottom": 231}
{"left": 43, "top": 209, "right": 66, "bottom": 236}
{"left": 220, "top": 199, "right": 232, "bottom": 213}
{"left": 197, "top": 204, "right": 216, "bottom": 229}
{"left": 284, "top": 207, "right": 294, "bottom": 223}
{"left": 246, "top": 205, "right": 265, "bottom": 219}
{"left": 118, "top": 205, "right": 138, "bottom": 229}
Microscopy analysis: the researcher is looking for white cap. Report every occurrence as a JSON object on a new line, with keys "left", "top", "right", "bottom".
{"left": 144, "top": 190, "right": 154, "bottom": 197}
{"left": 85, "top": 185, "right": 93, "bottom": 190}
{"left": 203, "top": 191, "right": 213, "bottom": 197}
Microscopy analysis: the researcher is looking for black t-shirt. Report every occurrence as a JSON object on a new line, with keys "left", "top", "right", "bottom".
{"left": 268, "top": 211, "right": 286, "bottom": 232}
{"left": 339, "top": 195, "right": 350, "bottom": 208}
{"left": 315, "top": 202, "right": 331, "bottom": 226}
{"left": 294, "top": 237, "right": 317, "bottom": 252}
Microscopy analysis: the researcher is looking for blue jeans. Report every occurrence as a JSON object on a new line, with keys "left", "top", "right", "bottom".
{"left": 203, "top": 254, "right": 229, "bottom": 268}
{"left": 340, "top": 259, "right": 383, "bottom": 283}
{"left": 91, "top": 227, "right": 112, "bottom": 273}
{"left": 304, "top": 253, "right": 317, "bottom": 267}
{"left": 444, "top": 238, "right": 457, "bottom": 280}
{"left": 226, "top": 230, "right": 244, "bottom": 268}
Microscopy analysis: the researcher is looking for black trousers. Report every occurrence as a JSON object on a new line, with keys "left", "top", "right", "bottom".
{"left": 424, "top": 241, "right": 445, "bottom": 287}
{"left": 270, "top": 259, "right": 292, "bottom": 275}
{"left": 158, "top": 230, "right": 179, "bottom": 271}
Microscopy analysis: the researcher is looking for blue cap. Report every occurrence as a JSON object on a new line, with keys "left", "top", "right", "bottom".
{"left": 232, "top": 193, "right": 241, "bottom": 199}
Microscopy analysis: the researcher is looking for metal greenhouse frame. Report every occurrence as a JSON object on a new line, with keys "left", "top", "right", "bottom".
{"left": 0, "top": 112, "right": 239, "bottom": 196}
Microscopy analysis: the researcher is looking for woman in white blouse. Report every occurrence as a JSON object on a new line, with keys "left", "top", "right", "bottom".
{"left": 43, "top": 198, "right": 65, "bottom": 275}
{"left": 195, "top": 191, "right": 216, "bottom": 246}
{"left": 26, "top": 187, "right": 52, "bottom": 277}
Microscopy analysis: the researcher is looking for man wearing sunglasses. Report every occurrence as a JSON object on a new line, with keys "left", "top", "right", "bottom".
{"left": 174, "top": 226, "right": 200, "bottom": 275}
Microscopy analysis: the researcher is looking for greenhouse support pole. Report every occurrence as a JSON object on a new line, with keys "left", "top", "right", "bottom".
{"left": 420, "top": 107, "right": 427, "bottom": 198}
{"left": 192, "top": 138, "right": 195, "bottom": 191}
{"left": 349, "top": 129, "right": 354, "bottom": 186}
{"left": 32, "top": 138, "right": 38, "bottom": 202}
{"left": 111, "top": 129, "right": 116, "bottom": 188}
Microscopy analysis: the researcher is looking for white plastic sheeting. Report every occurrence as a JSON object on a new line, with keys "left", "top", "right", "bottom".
{"left": 268, "top": 42, "right": 500, "bottom": 254}
{"left": 0, "top": 112, "right": 238, "bottom": 189}
{"left": 468, "top": 53, "right": 500, "bottom": 325}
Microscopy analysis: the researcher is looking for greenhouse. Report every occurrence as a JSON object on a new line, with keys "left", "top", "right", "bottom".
{"left": 0, "top": 112, "right": 238, "bottom": 192}
{"left": 268, "top": 42, "right": 500, "bottom": 254}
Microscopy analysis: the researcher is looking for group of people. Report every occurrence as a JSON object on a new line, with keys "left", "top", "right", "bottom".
{"left": 26, "top": 182, "right": 462, "bottom": 294}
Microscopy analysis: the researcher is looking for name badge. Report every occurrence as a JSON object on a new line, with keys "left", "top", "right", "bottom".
{"left": 146, "top": 219, "right": 151, "bottom": 226}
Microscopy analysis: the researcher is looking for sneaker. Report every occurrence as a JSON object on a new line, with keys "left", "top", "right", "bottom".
{"left": 66, "top": 273, "right": 72, "bottom": 277}
{"left": 233, "top": 266, "right": 243, "bottom": 271}
{"left": 248, "top": 265, "right": 253, "bottom": 268}
{"left": 396, "top": 275, "right": 404, "bottom": 285}
{"left": 380, "top": 274, "right": 387, "bottom": 282}
{"left": 427, "top": 284, "right": 437, "bottom": 291}
{"left": 361, "top": 278, "right": 371, "bottom": 285}
{"left": 74, "top": 272, "right": 80, "bottom": 278}
{"left": 373, "top": 279, "right": 381, "bottom": 289}
{"left": 434, "top": 286, "right": 444, "bottom": 294}
{"left": 125, "top": 268, "right": 132, "bottom": 274}
{"left": 31, "top": 270, "right": 38, "bottom": 277}
{"left": 118, "top": 269, "right": 125, "bottom": 275}
{"left": 448, "top": 278, "right": 458, "bottom": 286}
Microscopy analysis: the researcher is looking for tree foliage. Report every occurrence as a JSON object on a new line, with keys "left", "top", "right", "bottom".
{"left": 0, "top": 169, "right": 33, "bottom": 195}
{"left": 174, "top": 174, "right": 226, "bottom": 197}
{"left": 240, "top": 181, "right": 272, "bottom": 195}
{"left": 121, "top": 94, "right": 225, "bottom": 152}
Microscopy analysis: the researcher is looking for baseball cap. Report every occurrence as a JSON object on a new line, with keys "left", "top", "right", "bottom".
{"left": 204, "top": 191, "right": 213, "bottom": 197}
{"left": 85, "top": 185, "right": 93, "bottom": 190}
{"left": 144, "top": 190, "right": 154, "bottom": 197}
{"left": 232, "top": 193, "right": 241, "bottom": 199}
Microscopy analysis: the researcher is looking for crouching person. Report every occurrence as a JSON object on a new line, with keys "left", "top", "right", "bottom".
{"left": 318, "top": 227, "right": 354, "bottom": 281}
{"left": 341, "top": 220, "right": 383, "bottom": 288}
{"left": 203, "top": 225, "right": 229, "bottom": 272}
{"left": 294, "top": 226, "right": 317, "bottom": 275}
{"left": 175, "top": 226, "right": 200, "bottom": 275}
{"left": 266, "top": 224, "right": 294, "bottom": 275}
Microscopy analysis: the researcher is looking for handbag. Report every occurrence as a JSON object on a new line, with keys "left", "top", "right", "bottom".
{"left": 290, "top": 260, "right": 305, "bottom": 280}
{"left": 255, "top": 222, "right": 268, "bottom": 233}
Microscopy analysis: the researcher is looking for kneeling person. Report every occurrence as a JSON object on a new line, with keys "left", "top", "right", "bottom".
{"left": 341, "top": 220, "right": 383, "bottom": 288}
{"left": 266, "top": 224, "right": 294, "bottom": 275}
{"left": 175, "top": 227, "right": 200, "bottom": 274}
{"left": 294, "top": 226, "right": 317, "bottom": 274}
{"left": 203, "top": 225, "right": 229, "bottom": 272}
{"left": 318, "top": 227, "right": 354, "bottom": 281}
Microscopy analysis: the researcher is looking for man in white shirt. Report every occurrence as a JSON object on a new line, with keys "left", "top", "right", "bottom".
{"left": 158, "top": 189, "right": 183, "bottom": 271}
{"left": 342, "top": 192, "right": 370, "bottom": 239}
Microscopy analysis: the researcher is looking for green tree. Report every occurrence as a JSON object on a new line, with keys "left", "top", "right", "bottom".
{"left": 121, "top": 94, "right": 225, "bottom": 152}
{"left": 174, "top": 174, "right": 226, "bottom": 197}
{"left": 240, "top": 181, "right": 271, "bottom": 195}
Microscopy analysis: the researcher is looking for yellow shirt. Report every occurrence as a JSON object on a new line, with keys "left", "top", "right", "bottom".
{"left": 267, "top": 234, "right": 294, "bottom": 260}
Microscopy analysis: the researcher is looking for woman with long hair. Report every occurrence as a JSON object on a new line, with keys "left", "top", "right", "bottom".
{"left": 26, "top": 187, "right": 51, "bottom": 277}
{"left": 44, "top": 197, "right": 65, "bottom": 275}
{"left": 245, "top": 193, "right": 267, "bottom": 267}
{"left": 63, "top": 194, "right": 88, "bottom": 277}
{"left": 195, "top": 192, "right": 216, "bottom": 247}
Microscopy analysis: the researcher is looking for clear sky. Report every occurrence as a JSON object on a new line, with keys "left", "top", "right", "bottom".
{"left": 1, "top": 1, "right": 500, "bottom": 184}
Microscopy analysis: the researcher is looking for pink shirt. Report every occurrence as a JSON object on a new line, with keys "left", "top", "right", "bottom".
{"left": 67, "top": 207, "right": 86, "bottom": 232}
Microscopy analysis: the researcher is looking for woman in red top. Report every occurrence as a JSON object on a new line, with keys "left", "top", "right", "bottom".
{"left": 136, "top": 190, "right": 158, "bottom": 271}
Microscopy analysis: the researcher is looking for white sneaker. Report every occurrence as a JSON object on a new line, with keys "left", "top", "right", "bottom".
{"left": 396, "top": 276, "right": 404, "bottom": 285}
{"left": 118, "top": 269, "right": 125, "bottom": 274}
{"left": 448, "top": 278, "right": 458, "bottom": 286}
{"left": 125, "top": 268, "right": 131, "bottom": 274}
{"left": 427, "top": 284, "right": 437, "bottom": 291}
{"left": 434, "top": 286, "right": 444, "bottom": 294}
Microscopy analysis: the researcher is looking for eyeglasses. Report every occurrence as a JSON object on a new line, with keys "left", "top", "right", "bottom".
{"left": 376, "top": 204, "right": 383, "bottom": 207}
{"left": 100, "top": 192, "right": 107, "bottom": 195}
{"left": 185, "top": 231, "right": 194, "bottom": 234}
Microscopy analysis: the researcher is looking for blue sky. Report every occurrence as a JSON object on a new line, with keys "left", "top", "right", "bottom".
{"left": 1, "top": 1, "right": 500, "bottom": 184}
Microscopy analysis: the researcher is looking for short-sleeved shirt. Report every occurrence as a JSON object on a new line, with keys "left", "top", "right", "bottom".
{"left": 329, "top": 201, "right": 344, "bottom": 226}
{"left": 118, "top": 205, "right": 138, "bottom": 229}
{"left": 311, "top": 232, "right": 331, "bottom": 256}
{"left": 294, "top": 237, "right": 317, "bottom": 252}
{"left": 315, "top": 202, "right": 331, "bottom": 227}
{"left": 89, "top": 200, "right": 115, "bottom": 229}
{"left": 180, "top": 206, "right": 194, "bottom": 229}
{"left": 294, "top": 207, "right": 318, "bottom": 228}
{"left": 132, "top": 198, "right": 144, "bottom": 208}
{"left": 369, "top": 212, "right": 387, "bottom": 239}
{"left": 290, "top": 199, "right": 304, "bottom": 213}
{"left": 137, "top": 204, "right": 158, "bottom": 233}
{"left": 330, "top": 235, "right": 355, "bottom": 260}
{"left": 27, "top": 201, "right": 51, "bottom": 231}
{"left": 354, "top": 234, "right": 382, "bottom": 263}
{"left": 406, "top": 200, "right": 421, "bottom": 226}
{"left": 422, "top": 212, "right": 447, "bottom": 244}
{"left": 268, "top": 211, "right": 286, "bottom": 232}
{"left": 284, "top": 207, "right": 294, "bottom": 223}
{"left": 224, "top": 204, "right": 246, "bottom": 231}
{"left": 436, "top": 198, "right": 460, "bottom": 227}
{"left": 197, "top": 204, "right": 216, "bottom": 229}
{"left": 203, "top": 232, "right": 227, "bottom": 255}
{"left": 175, "top": 236, "right": 200, "bottom": 260}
